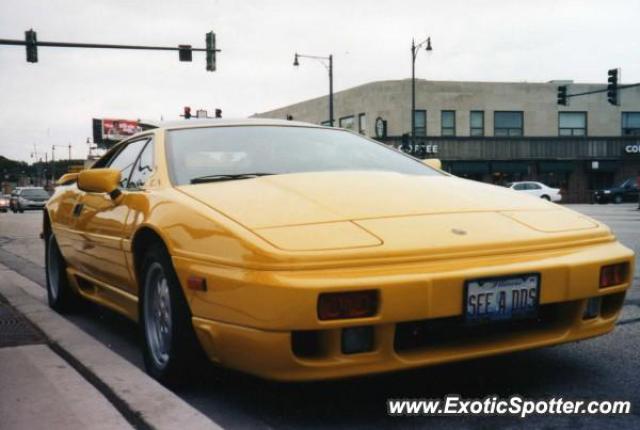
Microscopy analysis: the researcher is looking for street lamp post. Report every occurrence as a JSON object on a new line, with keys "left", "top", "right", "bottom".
{"left": 293, "top": 53, "right": 334, "bottom": 126}
{"left": 51, "top": 144, "right": 67, "bottom": 183}
{"left": 411, "top": 36, "right": 432, "bottom": 149}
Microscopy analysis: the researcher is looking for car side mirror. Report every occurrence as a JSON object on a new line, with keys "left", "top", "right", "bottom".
{"left": 77, "top": 168, "right": 122, "bottom": 200}
{"left": 56, "top": 172, "right": 79, "bottom": 186}
{"left": 423, "top": 158, "right": 442, "bottom": 170}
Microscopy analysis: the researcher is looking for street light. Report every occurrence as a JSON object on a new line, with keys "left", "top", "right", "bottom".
{"left": 293, "top": 52, "right": 334, "bottom": 126}
{"left": 411, "top": 36, "right": 432, "bottom": 149}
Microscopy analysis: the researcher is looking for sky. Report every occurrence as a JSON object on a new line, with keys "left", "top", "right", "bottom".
{"left": 1, "top": 0, "right": 639, "bottom": 161}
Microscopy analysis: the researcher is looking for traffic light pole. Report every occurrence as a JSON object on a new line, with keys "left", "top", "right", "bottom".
{"left": 0, "top": 30, "right": 221, "bottom": 70}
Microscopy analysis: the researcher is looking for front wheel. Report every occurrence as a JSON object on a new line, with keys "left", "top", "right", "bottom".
{"left": 613, "top": 194, "right": 623, "bottom": 204}
{"left": 140, "top": 246, "right": 203, "bottom": 386}
{"left": 45, "top": 233, "right": 78, "bottom": 312}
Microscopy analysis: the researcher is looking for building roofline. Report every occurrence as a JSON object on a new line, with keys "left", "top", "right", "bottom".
{"left": 253, "top": 78, "right": 609, "bottom": 116}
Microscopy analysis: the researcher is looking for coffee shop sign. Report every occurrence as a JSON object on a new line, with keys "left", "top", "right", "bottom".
{"left": 625, "top": 144, "right": 640, "bottom": 154}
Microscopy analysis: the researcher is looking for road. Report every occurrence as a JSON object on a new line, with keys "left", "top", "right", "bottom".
{"left": 0, "top": 204, "right": 639, "bottom": 429}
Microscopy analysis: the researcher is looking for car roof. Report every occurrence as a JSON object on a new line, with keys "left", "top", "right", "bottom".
{"left": 140, "top": 118, "right": 324, "bottom": 131}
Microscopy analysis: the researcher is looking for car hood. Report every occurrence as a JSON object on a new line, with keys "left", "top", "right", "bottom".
{"left": 177, "top": 171, "right": 605, "bottom": 252}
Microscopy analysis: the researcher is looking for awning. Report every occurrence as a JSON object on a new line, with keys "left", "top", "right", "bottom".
{"left": 491, "top": 161, "right": 529, "bottom": 174}
{"left": 447, "top": 161, "right": 490, "bottom": 175}
{"left": 538, "top": 161, "right": 575, "bottom": 173}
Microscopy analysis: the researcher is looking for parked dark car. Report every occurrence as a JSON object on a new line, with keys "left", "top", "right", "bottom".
{"left": 593, "top": 178, "right": 639, "bottom": 204}
{"left": 11, "top": 187, "right": 50, "bottom": 212}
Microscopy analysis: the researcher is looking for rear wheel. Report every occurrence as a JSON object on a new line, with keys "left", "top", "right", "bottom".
{"left": 140, "top": 245, "right": 202, "bottom": 386}
{"left": 45, "top": 233, "right": 78, "bottom": 312}
{"left": 613, "top": 194, "right": 623, "bottom": 204}
{"left": 541, "top": 195, "right": 551, "bottom": 201}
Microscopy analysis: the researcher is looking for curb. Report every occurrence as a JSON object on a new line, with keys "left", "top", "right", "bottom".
{"left": 0, "top": 269, "right": 220, "bottom": 430}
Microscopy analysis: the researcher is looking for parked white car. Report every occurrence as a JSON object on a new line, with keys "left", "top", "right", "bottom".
{"left": 509, "top": 181, "right": 562, "bottom": 202}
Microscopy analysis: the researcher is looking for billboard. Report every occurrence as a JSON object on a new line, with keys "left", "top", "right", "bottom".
{"left": 100, "top": 119, "right": 142, "bottom": 141}
{"left": 92, "top": 118, "right": 142, "bottom": 148}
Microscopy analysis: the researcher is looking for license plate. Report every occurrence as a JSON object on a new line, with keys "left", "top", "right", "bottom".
{"left": 464, "top": 273, "right": 540, "bottom": 323}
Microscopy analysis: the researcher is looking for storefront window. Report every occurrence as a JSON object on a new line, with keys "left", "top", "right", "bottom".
{"left": 414, "top": 110, "right": 426, "bottom": 136}
{"left": 339, "top": 115, "right": 354, "bottom": 130}
{"left": 470, "top": 111, "right": 484, "bottom": 136}
{"left": 622, "top": 112, "right": 640, "bottom": 135}
{"left": 494, "top": 111, "right": 523, "bottom": 136}
{"left": 559, "top": 112, "right": 586, "bottom": 136}
{"left": 441, "top": 110, "right": 456, "bottom": 136}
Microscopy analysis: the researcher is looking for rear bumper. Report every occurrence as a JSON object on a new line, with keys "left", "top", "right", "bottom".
{"left": 176, "top": 239, "right": 634, "bottom": 381}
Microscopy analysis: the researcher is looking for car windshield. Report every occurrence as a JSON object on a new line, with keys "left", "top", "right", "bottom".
{"left": 21, "top": 189, "right": 49, "bottom": 199}
{"left": 616, "top": 178, "right": 634, "bottom": 188}
{"left": 165, "top": 125, "right": 442, "bottom": 186}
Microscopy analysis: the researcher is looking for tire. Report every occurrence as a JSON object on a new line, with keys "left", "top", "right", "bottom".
{"left": 613, "top": 194, "right": 623, "bottom": 204}
{"left": 45, "top": 232, "right": 78, "bottom": 312}
{"left": 140, "top": 245, "right": 202, "bottom": 386}
{"left": 541, "top": 195, "right": 551, "bottom": 201}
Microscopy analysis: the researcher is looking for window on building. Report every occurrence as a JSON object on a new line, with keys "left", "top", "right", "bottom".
{"left": 339, "top": 115, "right": 354, "bottom": 130}
{"left": 494, "top": 111, "right": 523, "bottom": 136}
{"left": 622, "top": 112, "right": 640, "bottom": 135}
{"left": 559, "top": 112, "right": 587, "bottom": 136}
{"left": 358, "top": 113, "right": 367, "bottom": 135}
{"left": 414, "top": 110, "right": 426, "bottom": 137}
{"left": 441, "top": 111, "right": 456, "bottom": 136}
{"left": 470, "top": 111, "right": 484, "bottom": 136}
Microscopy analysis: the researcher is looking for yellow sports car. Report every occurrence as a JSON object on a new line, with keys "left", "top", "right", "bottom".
{"left": 44, "top": 119, "right": 635, "bottom": 384}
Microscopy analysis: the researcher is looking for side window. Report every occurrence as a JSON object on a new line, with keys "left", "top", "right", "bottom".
{"left": 107, "top": 139, "right": 149, "bottom": 189}
{"left": 513, "top": 183, "right": 526, "bottom": 190}
{"left": 530, "top": 183, "right": 542, "bottom": 190}
{"left": 129, "top": 140, "right": 154, "bottom": 189}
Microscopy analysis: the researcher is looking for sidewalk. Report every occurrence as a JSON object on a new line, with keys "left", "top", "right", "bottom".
{"left": 0, "top": 262, "right": 219, "bottom": 430}
{"left": 0, "top": 344, "right": 132, "bottom": 430}
{"left": 0, "top": 292, "right": 132, "bottom": 429}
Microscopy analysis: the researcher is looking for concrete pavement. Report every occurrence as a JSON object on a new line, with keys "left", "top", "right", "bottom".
{"left": 0, "top": 344, "right": 133, "bottom": 430}
{"left": 0, "top": 262, "right": 220, "bottom": 430}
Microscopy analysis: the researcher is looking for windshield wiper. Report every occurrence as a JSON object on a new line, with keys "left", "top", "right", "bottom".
{"left": 190, "top": 173, "right": 277, "bottom": 184}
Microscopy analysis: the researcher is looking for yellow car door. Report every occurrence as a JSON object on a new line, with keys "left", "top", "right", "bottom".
{"left": 74, "top": 137, "right": 153, "bottom": 293}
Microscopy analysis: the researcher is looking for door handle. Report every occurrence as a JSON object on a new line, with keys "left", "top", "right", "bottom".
{"left": 72, "top": 203, "right": 84, "bottom": 217}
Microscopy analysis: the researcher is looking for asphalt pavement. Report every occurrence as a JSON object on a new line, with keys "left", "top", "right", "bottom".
{"left": 0, "top": 204, "right": 638, "bottom": 429}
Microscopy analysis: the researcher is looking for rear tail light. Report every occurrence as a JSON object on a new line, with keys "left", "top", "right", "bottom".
{"left": 599, "top": 263, "right": 629, "bottom": 288}
{"left": 317, "top": 290, "right": 378, "bottom": 321}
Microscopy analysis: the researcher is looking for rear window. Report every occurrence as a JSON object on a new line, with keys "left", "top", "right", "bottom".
{"left": 21, "top": 189, "right": 50, "bottom": 199}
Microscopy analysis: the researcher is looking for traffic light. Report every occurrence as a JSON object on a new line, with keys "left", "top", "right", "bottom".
{"left": 607, "top": 68, "right": 619, "bottom": 105}
{"left": 183, "top": 106, "right": 191, "bottom": 119}
{"left": 178, "top": 44, "right": 192, "bottom": 62}
{"left": 25, "top": 29, "right": 37, "bottom": 63}
{"left": 206, "top": 31, "right": 216, "bottom": 71}
{"left": 557, "top": 85, "right": 567, "bottom": 106}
